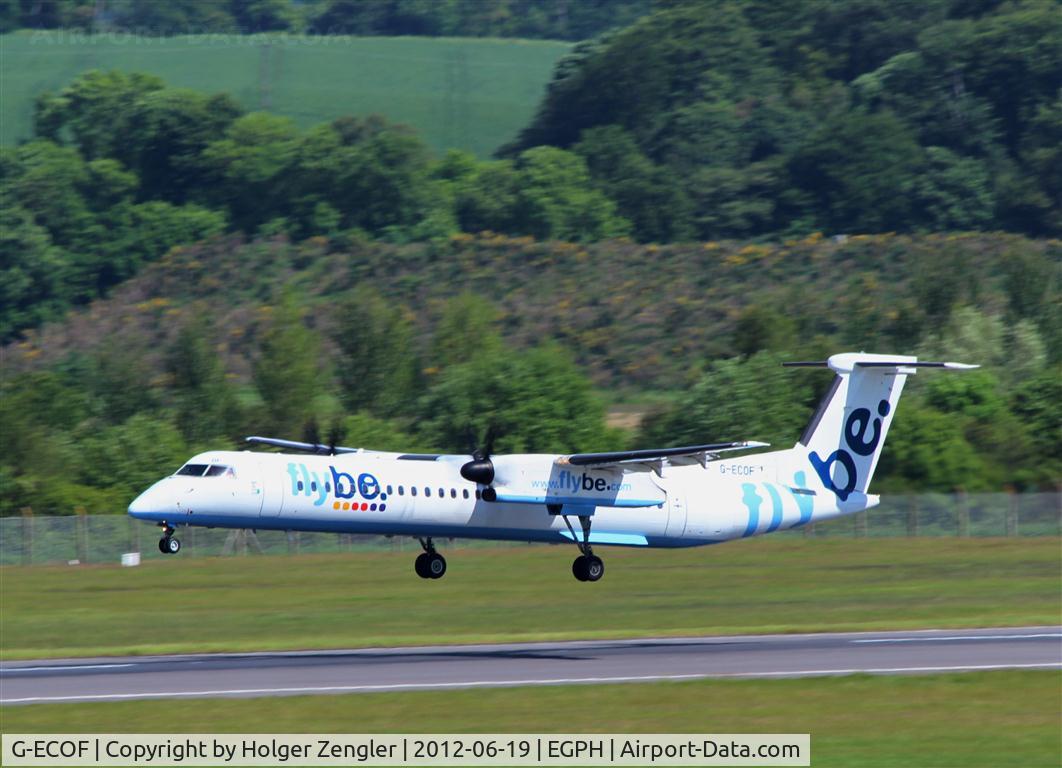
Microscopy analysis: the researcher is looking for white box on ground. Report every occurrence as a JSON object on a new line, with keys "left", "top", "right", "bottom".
{"left": 121, "top": 552, "right": 141, "bottom": 567}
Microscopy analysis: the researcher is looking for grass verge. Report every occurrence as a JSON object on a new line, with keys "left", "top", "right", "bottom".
{"left": 1, "top": 538, "right": 1059, "bottom": 659}
{"left": 2, "top": 672, "right": 1060, "bottom": 767}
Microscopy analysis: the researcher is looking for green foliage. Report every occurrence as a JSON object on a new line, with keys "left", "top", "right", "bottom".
{"left": 417, "top": 344, "right": 616, "bottom": 454}
{"left": 80, "top": 415, "right": 190, "bottom": 501}
{"left": 333, "top": 287, "right": 421, "bottom": 416}
{"left": 34, "top": 70, "right": 166, "bottom": 161}
{"left": 512, "top": 146, "right": 629, "bottom": 241}
{"left": 0, "top": 204, "right": 67, "bottom": 339}
{"left": 786, "top": 110, "right": 923, "bottom": 233}
{"left": 1010, "top": 365, "right": 1062, "bottom": 467}
{"left": 165, "top": 317, "right": 242, "bottom": 443}
{"left": 1, "top": 231, "right": 1059, "bottom": 512}
{"left": 339, "top": 412, "right": 421, "bottom": 453}
{"left": 923, "top": 370, "right": 1004, "bottom": 421}
{"left": 574, "top": 125, "right": 693, "bottom": 243}
{"left": 6, "top": 1, "right": 650, "bottom": 40}
{"left": 85, "top": 343, "right": 160, "bottom": 424}
{"left": 251, "top": 298, "right": 324, "bottom": 437}
{"left": 732, "top": 307, "right": 797, "bottom": 358}
{"left": 448, "top": 146, "right": 629, "bottom": 241}
{"left": 306, "top": 0, "right": 650, "bottom": 40}
{"left": 428, "top": 293, "right": 503, "bottom": 371}
{"left": 876, "top": 405, "right": 989, "bottom": 491}
{"left": 640, "top": 353, "right": 814, "bottom": 448}
{"left": 201, "top": 112, "right": 299, "bottom": 232}
{"left": 508, "top": 0, "right": 1062, "bottom": 240}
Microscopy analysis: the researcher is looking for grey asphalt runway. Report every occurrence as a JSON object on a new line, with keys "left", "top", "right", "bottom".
{"left": 2, "top": 626, "right": 1059, "bottom": 705}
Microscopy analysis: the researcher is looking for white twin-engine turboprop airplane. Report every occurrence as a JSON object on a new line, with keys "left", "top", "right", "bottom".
{"left": 129, "top": 353, "right": 976, "bottom": 581}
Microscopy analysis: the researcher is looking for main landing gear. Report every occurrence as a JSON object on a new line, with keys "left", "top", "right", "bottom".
{"left": 414, "top": 537, "right": 446, "bottom": 579}
{"left": 157, "top": 523, "right": 181, "bottom": 555}
{"left": 560, "top": 512, "right": 604, "bottom": 582}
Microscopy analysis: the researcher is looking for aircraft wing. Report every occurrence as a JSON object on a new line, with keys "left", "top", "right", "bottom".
{"left": 557, "top": 440, "right": 769, "bottom": 469}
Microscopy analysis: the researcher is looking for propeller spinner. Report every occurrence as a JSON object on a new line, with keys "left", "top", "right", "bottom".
{"left": 459, "top": 425, "right": 496, "bottom": 486}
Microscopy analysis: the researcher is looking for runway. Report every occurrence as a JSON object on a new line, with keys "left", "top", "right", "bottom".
{"left": 2, "top": 627, "right": 1059, "bottom": 705}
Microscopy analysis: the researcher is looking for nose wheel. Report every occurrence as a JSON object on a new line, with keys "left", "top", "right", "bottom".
{"left": 414, "top": 538, "right": 446, "bottom": 579}
{"left": 157, "top": 524, "right": 181, "bottom": 555}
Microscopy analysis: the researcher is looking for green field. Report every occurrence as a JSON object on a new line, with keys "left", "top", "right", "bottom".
{"left": 3, "top": 672, "right": 1059, "bottom": 767}
{"left": 2, "top": 538, "right": 1059, "bottom": 659}
{"left": 0, "top": 32, "right": 569, "bottom": 155}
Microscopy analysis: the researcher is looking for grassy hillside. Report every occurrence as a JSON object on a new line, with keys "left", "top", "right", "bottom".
{"left": 0, "top": 32, "right": 569, "bottom": 156}
{"left": 5, "top": 231, "right": 1056, "bottom": 391}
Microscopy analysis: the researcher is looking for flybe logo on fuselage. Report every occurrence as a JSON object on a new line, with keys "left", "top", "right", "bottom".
{"left": 531, "top": 470, "right": 632, "bottom": 494}
{"left": 286, "top": 463, "right": 387, "bottom": 510}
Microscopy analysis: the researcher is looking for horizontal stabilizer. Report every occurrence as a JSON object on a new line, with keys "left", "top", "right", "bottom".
{"left": 561, "top": 441, "right": 769, "bottom": 467}
{"left": 784, "top": 353, "right": 978, "bottom": 374}
{"left": 245, "top": 436, "right": 360, "bottom": 455}
{"left": 855, "top": 361, "right": 980, "bottom": 370}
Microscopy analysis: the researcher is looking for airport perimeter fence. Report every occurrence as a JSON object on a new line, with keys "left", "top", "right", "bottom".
{"left": 0, "top": 492, "right": 1058, "bottom": 566}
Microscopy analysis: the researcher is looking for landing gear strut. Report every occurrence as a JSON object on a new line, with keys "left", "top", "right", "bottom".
{"left": 158, "top": 523, "right": 181, "bottom": 555}
{"left": 414, "top": 537, "right": 446, "bottom": 579}
{"left": 562, "top": 514, "right": 604, "bottom": 582}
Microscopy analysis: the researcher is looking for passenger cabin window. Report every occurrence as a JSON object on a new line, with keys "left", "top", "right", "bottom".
{"left": 425, "top": 488, "right": 431, "bottom": 497}
{"left": 398, "top": 486, "right": 405, "bottom": 496}
{"left": 411, "top": 487, "right": 417, "bottom": 496}
{"left": 176, "top": 464, "right": 209, "bottom": 477}
{"left": 462, "top": 489, "right": 469, "bottom": 499}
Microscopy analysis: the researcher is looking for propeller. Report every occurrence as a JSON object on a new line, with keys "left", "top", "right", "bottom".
{"left": 300, "top": 418, "right": 345, "bottom": 455}
{"left": 302, "top": 418, "right": 321, "bottom": 448}
{"left": 460, "top": 423, "right": 497, "bottom": 486}
{"left": 326, "top": 422, "right": 345, "bottom": 457}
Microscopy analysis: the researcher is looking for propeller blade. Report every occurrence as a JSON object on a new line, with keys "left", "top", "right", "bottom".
{"left": 327, "top": 422, "right": 344, "bottom": 456}
{"left": 461, "top": 421, "right": 499, "bottom": 486}
{"left": 302, "top": 418, "right": 320, "bottom": 447}
{"left": 482, "top": 422, "right": 497, "bottom": 458}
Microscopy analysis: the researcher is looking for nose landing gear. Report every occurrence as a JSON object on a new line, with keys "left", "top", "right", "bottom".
{"left": 414, "top": 537, "right": 446, "bottom": 579}
{"left": 157, "top": 523, "right": 181, "bottom": 555}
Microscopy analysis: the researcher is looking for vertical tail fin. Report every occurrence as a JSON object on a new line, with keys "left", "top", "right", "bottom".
{"left": 785, "top": 353, "right": 978, "bottom": 501}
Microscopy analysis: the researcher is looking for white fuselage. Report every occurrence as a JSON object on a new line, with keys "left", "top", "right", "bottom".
{"left": 128, "top": 447, "right": 875, "bottom": 549}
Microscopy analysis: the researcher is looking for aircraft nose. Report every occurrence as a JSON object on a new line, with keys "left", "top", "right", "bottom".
{"left": 127, "top": 483, "right": 167, "bottom": 520}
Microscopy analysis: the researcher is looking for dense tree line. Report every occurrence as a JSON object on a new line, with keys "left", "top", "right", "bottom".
{"left": 2, "top": 230, "right": 1057, "bottom": 515}
{"left": 1, "top": 0, "right": 650, "bottom": 40}
{"left": 2, "top": 69, "right": 628, "bottom": 340}
{"left": 507, "top": 0, "right": 1061, "bottom": 240}
{"left": 0, "top": 294, "right": 623, "bottom": 515}
{"left": 2, "top": 285, "right": 1057, "bottom": 516}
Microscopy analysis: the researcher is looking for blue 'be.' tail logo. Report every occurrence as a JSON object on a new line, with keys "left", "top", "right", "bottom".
{"left": 809, "top": 399, "right": 889, "bottom": 501}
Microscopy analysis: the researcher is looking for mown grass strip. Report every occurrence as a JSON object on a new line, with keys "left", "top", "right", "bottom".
{"left": 3, "top": 672, "right": 1059, "bottom": 768}
{"left": 2, "top": 538, "right": 1058, "bottom": 659}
